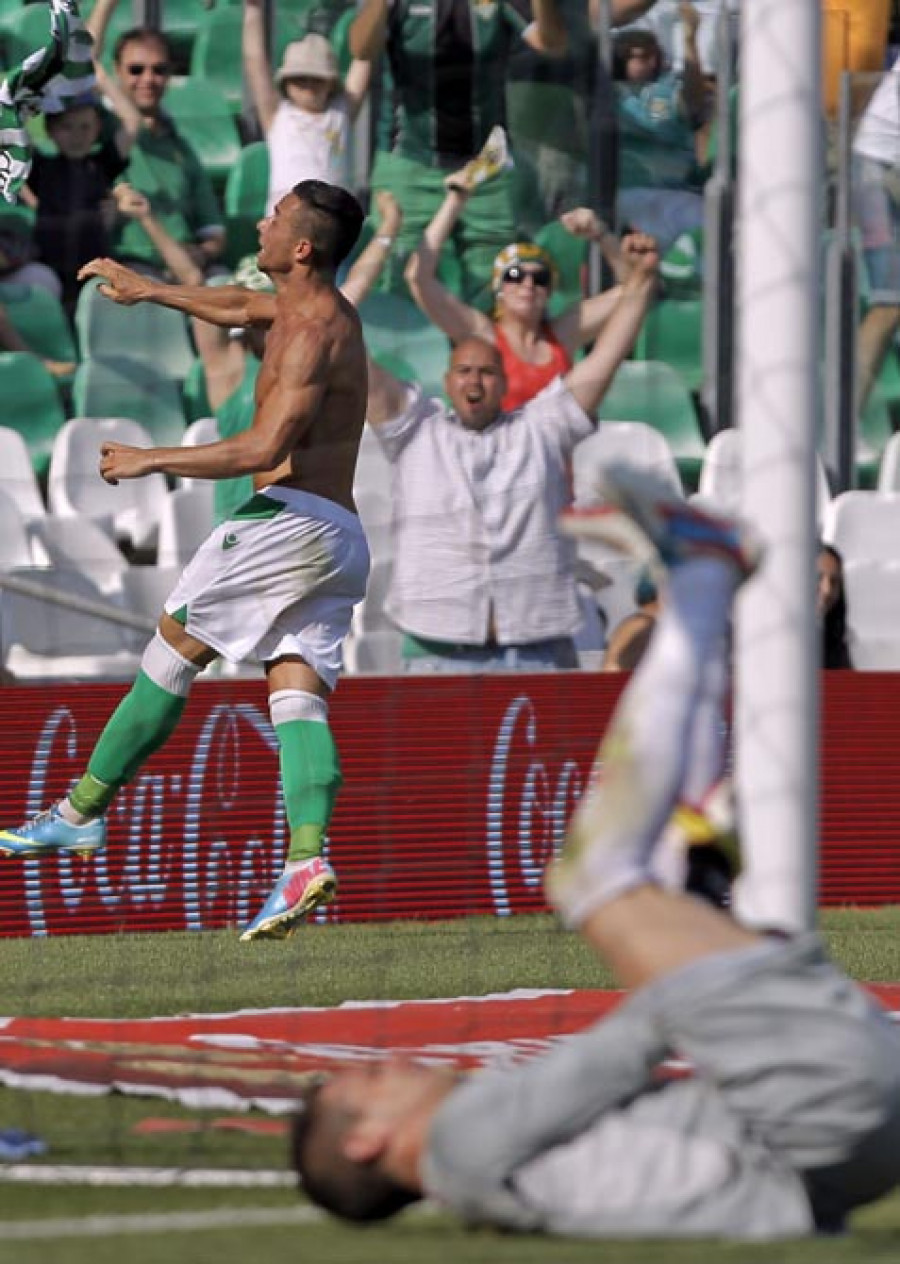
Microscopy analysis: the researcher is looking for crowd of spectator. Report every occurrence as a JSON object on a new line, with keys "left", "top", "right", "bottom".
{"left": 0, "top": 0, "right": 894, "bottom": 680}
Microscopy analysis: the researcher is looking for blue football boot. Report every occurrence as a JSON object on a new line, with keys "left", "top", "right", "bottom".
{"left": 240, "top": 857, "right": 337, "bottom": 942}
{"left": 0, "top": 806, "right": 106, "bottom": 859}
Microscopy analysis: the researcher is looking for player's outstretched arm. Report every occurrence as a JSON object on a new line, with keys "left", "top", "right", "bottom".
{"left": 99, "top": 321, "right": 329, "bottom": 484}
{"left": 77, "top": 258, "right": 277, "bottom": 329}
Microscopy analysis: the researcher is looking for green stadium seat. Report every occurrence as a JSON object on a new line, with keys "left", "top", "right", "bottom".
{"left": 0, "top": 281, "right": 78, "bottom": 366}
{"left": 164, "top": 76, "right": 243, "bottom": 193}
{"left": 633, "top": 298, "right": 704, "bottom": 393}
{"left": 357, "top": 292, "right": 450, "bottom": 400}
{"left": 859, "top": 350, "right": 900, "bottom": 489}
{"left": 224, "top": 141, "right": 269, "bottom": 268}
{"left": 597, "top": 359, "right": 706, "bottom": 490}
{"left": 75, "top": 277, "right": 196, "bottom": 382}
{"left": 72, "top": 355, "right": 187, "bottom": 447}
{"left": 77, "top": 0, "right": 140, "bottom": 72}
{"left": 189, "top": 7, "right": 310, "bottom": 115}
{"left": 0, "top": 352, "right": 67, "bottom": 479}
{"left": 157, "top": 0, "right": 211, "bottom": 64}
{"left": 1, "top": 3, "right": 57, "bottom": 67}
{"left": 534, "top": 221, "right": 587, "bottom": 319}
{"left": 330, "top": 5, "right": 354, "bottom": 73}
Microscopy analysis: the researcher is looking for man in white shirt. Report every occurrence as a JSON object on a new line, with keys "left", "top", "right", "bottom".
{"left": 364, "top": 235, "right": 659, "bottom": 670}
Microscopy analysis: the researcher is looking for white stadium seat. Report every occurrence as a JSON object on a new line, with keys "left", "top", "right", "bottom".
{"left": 48, "top": 417, "right": 169, "bottom": 552}
{"left": 822, "top": 490, "right": 900, "bottom": 565}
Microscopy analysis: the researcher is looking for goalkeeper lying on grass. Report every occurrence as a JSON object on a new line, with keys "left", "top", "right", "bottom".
{"left": 292, "top": 465, "right": 900, "bottom": 1239}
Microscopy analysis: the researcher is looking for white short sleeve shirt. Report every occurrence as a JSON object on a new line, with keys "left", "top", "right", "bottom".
{"left": 372, "top": 377, "right": 595, "bottom": 645}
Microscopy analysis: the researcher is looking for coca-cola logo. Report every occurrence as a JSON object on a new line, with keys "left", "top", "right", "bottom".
{"left": 486, "top": 695, "right": 584, "bottom": 916}
{"left": 19, "top": 702, "right": 286, "bottom": 935}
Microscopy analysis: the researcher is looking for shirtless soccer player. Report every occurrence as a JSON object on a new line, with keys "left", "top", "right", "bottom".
{"left": 0, "top": 180, "right": 369, "bottom": 942}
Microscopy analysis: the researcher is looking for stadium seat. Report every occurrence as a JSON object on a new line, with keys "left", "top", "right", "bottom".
{"left": 120, "top": 564, "right": 182, "bottom": 625}
{"left": 0, "top": 3, "right": 59, "bottom": 68}
{"left": 534, "top": 220, "right": 587, "bottom": 319}
{"left": 29, "top": 513, "right": 129, "bottom": 595}
{"left": 48, "top": 417, "right": 169, "bottom": 552}
{"left": 842, "top": 559, "right": 900, "bottom": 670}
{"left": 190, "top": 8, "right": 309, "bottom": 115}
{"left": 0, "top": 352, "right": 67, "bottom": 479}
{"left": 156, "top": 484, "right": 215, "bottom": 568}
{"left": 0, "top": 486, "right": 38, "bottom": 570}
{"left": 343, "top": 627, "right": 404, "bottom": 674}
{"left": 0, "top": 282, "right": 78, "bottom": 367}
{"left": 695, "top": 427, "right": 832, "bottom": 525}
{"left": 158, "top": 0, "right": 211, "bottom": 64}
{"left": 75, "top": 277, "right": 196, "bottom": 383}
{"left": 357, "top": 292, "right": 450, "bottom": 400}
{"left": 74, "top": 0, "right": 134, "bottom": 71}
{"left": 351, "top": 556, "right": 393, "bottom": 635}
{"left": 597, "top": 359, "right": 706, "bottom": 489}
{"left": 859, "top": 350, "right": 900, "bottom": 488}
{"left": 0, "top": 425, "right": 47, "bottom": 521}
{"left": 179, "top": 415, "right": 220, "bottom": 488}
{"left": 877, "top": 429, "right": 900, "bottom": 492}
{"left": 224, "top": 142, "right": 269, "bottom": 267}
{"left": 72, "top": 356, "right": 188, "bottom": 448}
{"left": 572, "top": 420, "right": 683, "bottom": 505}
{"left": 0, "top": 565, "right": 144, "bottom": 681}
{"left": 822, "top": 489, "right": 900, "bottom": 564}
{"left": 633, "top": 297, "right": 703, "bottom": 392}
{"left": 164, "top": 77, "right": 243, "bottom": 193}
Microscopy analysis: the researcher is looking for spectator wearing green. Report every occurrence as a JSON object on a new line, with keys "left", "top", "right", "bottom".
{"left": 612, "top": 3, "right": 706, "bottom": 252}
{"left": 191, "top": 192, "right": 405, "bottom": 525}
{"left": 89, "top": 7, "right": 225, "bottom": 277}
{"left": 349, "top": 0, "right": 567, "bottom": 310}
{"left": 506, "top": 0, "right": 661, "bottom": 232}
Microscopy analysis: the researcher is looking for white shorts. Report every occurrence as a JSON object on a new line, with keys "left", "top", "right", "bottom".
{"left": 164, "top": 486, "right": 369, "bottom": 689}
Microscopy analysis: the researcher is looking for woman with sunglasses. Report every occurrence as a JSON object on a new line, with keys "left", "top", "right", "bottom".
{"left": 404, "top": 180, "right": 652, "bottom": 411}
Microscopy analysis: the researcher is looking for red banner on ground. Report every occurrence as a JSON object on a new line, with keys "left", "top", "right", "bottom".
{"left": 0, "top": 673, "right": 898, "bottom": 937}
{"left": 1, "top": 985, "right": 897, "bottom": 1112}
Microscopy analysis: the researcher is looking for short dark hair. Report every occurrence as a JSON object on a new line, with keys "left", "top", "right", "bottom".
{"left": 113, "top": 27, "right": 174, "bottom": 66}
{"left": 290, "top": 1086, "right": 420, "bottom": 1224}
{"left": 612, "top": 29, "right": 661, "bottom": 79}
{"left": 291, "top": 180, "right": 364, "bottom": 272}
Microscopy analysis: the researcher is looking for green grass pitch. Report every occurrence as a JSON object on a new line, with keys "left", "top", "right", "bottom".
{"left": 1, "top": 908, "right": 900, "bottom": 1263}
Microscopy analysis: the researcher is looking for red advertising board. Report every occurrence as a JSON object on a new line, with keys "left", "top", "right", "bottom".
{"left": 0, "top": 671, "right": 898, "bottom": 937}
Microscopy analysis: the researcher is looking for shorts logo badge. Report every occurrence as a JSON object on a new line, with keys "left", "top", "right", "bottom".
{"left": 222, "top": 532, "right": 239, "bottom": 550}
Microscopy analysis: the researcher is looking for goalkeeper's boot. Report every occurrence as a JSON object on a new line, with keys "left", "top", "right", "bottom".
{"left": 560, "top": 462, "right": 763, "bottom": 584}
{"left": 445, "top": 125, "right": 512, "bottom": 194}
{"left": 240, "top": 856, "right": 337, "bottom": 942}
{"left": 0, "top": 805, "right": 106, "bottom": 859}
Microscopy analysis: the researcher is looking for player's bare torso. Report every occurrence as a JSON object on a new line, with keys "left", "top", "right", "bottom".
{"left": 252, "top": 284, "right": 368, "bottom": 515}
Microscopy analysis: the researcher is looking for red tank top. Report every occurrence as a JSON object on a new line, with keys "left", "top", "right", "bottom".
{"left": 496, "top": 323, "right": 573, "bottom": 411}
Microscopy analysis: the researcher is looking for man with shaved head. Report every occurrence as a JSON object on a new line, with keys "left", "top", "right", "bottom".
{"left": 365, "top": 239, "right": 659, "bottom": 671}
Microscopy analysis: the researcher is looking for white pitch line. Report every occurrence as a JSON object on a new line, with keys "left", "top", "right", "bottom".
{"left": 2, "top": 1206, "right": 323, "bottom": 1241}
{"left": 0, "top": 1164, "right": 295, "bottom": 1187}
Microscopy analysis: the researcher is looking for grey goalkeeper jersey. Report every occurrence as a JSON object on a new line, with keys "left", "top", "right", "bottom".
{"left": 421, "top": 936, "right": 900, "bottom": 1240}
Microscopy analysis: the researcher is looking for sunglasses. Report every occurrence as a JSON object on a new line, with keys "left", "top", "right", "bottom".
{"left": 502, "top": 264, "right": 551, "bottom": 288}
{"left": 124, "top": 62, "right": 171, "bottom": 77}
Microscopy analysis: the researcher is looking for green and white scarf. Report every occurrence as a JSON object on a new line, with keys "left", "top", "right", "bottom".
{"left": 0, "top": 0, "right": 96, "bottom": 203}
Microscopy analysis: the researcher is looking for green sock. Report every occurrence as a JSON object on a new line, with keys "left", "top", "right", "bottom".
{"left": 276, "top": 719, "right": 343, "bottom": 864}
{"left": 68, "top": 671, "right": 188, "bottom": 817}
